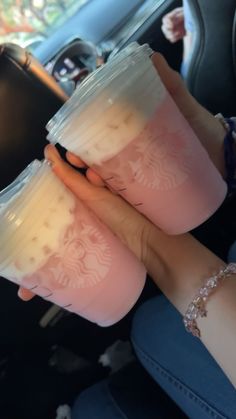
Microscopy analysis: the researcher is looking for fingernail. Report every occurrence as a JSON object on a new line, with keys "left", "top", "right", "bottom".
{"left": 17, "top": 289, "right": 23, "bottom": 299}
{"left": 44, "top": 144, "right": 61, "bottom": 166}
{"left": 45, "top": 158, "right": 54, "bottom": 168}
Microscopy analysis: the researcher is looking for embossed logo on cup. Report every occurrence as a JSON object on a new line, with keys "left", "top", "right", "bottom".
{"left": 96, "top": 115, "right": 193, "bottom": 193}
{"left": 130, "top": 126, "right": 192, "bottom": 190}
{"left": 50, "top": 219, "right": 112, "bottom": 288}
{"left": 25, "top": 219, "right": 112, "bottom": 291}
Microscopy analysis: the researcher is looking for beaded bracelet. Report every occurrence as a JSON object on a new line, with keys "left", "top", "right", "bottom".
{"left": 183, "top": 263, "right": 236, "bottom": 338}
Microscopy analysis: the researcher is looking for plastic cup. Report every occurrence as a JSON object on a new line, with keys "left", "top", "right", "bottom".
{"left": 0, "top": 160, "right": 146, "bottom": 326}
{"left": 47, "top": 43, "right": 227, "bottom": 235}
{"left": 46, "top": 43, "right": 152, "bottom": 136}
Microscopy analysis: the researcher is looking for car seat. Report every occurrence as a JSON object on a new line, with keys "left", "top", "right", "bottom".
{"left": 184, "top": 0, "right": 236, "bottom": 117}
{"left": 0, "top": 43, "right": 68, "bottom": 191}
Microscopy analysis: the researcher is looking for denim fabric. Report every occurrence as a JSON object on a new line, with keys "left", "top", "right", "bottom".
{"left": 72, "top": 295, "right": 236, "bottom": 418}
{"left": 228, "top": 240, "right": 236, "bottom": 262}
{"left": 71, "top": 361, "right": 186, "bottom": 419}
{"left": 72, "top": 380, "right": 127, "bottom": 419}
{"left": 131, "top": 296, "right": 236, "bottom": 419}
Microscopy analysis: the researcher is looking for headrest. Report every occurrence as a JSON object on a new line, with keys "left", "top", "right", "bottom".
{"left": 184, "top": 0, "right": 236, "bottom": 116}
{"left": 0, "top": 43, "right": 67, "bottom": 190}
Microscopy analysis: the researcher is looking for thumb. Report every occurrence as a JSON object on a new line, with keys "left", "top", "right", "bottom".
{"left": 44, "top": 145, "right": 151, "bottom": 260}
{"left": 45, "top": 144, "right": 103, "bottom": 203}
{"left": 18, "top": 287, "right": 35, "bottom": 301}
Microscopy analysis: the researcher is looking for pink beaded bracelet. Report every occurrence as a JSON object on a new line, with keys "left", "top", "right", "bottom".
{"left": 183, "top": 263, "right": 236, "bottom": 338}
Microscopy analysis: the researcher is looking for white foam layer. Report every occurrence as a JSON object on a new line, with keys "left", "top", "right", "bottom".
{"left": 47, "top": 43, "right": 153, "bottom": 137}
{"left": 62, "top": 63, "right": 166, "bottom": 166}
{"left": 0, "top": 166, "right": 75, "bottom": 280}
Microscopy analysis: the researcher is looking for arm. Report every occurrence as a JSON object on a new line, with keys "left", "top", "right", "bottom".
{"left": 46, "top": 142, "right": 236, "bottom": 388}
{"left": 145, "top": 224, "right": 236, "bottom": 387}
{"left": 25, "top": 53, "right": 236, "bottom": 387}
{"left": 45, "top": 138, "right": 236, "bottom": 388}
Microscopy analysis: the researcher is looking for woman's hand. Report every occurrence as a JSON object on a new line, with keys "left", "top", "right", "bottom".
{"left": 18, "top": 287, "right": 36, "bottom": 301}
{"left": 150, "top": 54, "right": 226, "bottom": 176}
{"left": 161, "top": 7, "right": 186, "bottom": 43}
{"left": 16, "top": 53, "right": 236, "bottom": 388}
{"left": 18, "top": 52, "right": 226, "bottom": 301}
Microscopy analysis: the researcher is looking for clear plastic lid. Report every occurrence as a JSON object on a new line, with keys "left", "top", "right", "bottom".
{"left": 0, "top": 181, "right": 65, "bottom": 268}
{"left": 0, "top": 159, "right": 42, "bottom": 211}
{"left": 0, "top": 160, "right": 58, "bottom": 264}
{"left": 57, "top": 63, "right": 159, "bottom": 152}
{"left": 0, "top": 160, "right": 51, "bottom": 224}
{"left": 46, "top": 42, "right": 153, "bottom": 141}
{"left": 107, "top": 42, "right": 153, "bottom": 64}
{"left": 47, "top": 52, "right": 154, "bottom": 148}
{"left": 52, "top": 60, "right": 151, "bottom": 146}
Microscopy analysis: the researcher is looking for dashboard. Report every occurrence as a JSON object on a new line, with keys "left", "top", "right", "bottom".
{"left": 33, "top": 0, "right": 178, "bottom": 90}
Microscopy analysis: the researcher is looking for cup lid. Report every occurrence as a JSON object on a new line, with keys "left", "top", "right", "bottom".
{"left": 58, "top": 63, "right": 159, "bottom": 153}
{"left": 0, "top": 160, "right": 55, "bottom": 263}
{"left": 46, "top": 43, "right": 153, "bottom": 143}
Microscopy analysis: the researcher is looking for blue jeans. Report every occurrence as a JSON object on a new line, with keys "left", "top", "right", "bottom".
{"left": 72, "top": 296, "right": 236, "bottom": 418}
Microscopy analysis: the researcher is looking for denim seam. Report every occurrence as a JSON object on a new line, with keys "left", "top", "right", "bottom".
{"left": 105, "top": 381, "right": 129, "bottom": 419}
{"left": 132, "top": 341, "right": 228, "bottom": 419}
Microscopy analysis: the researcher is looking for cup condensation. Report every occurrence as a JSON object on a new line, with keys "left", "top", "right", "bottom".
{"left": 0, "top": 160, "right": 146, "bottom": 326}
{"left": 47, "top": 43, "right": 227, "bottom": 234}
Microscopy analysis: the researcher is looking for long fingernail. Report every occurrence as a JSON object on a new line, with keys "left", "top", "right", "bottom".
{"left": 44, "top": 144, "right": 61, "bottom": 165}
{"left": 17, "top": 289, "right": 23, "bottom": 299}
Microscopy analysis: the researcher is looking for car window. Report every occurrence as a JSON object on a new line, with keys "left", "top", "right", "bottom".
{"left": 0, "top": 0, "right": 91, "bottom": 50}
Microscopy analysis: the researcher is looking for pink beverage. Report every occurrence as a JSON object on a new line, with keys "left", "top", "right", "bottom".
{"left": 47, "top": 43, "right": 227, "bottom": 234}
{"left": 0, "top": 160, "right": 146, "bottom": 326}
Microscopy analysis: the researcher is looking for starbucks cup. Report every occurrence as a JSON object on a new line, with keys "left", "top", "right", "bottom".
{"left": 47, "top": 43, "right": 227, "bottom": 235}
{"left": 0, "top": 160, "right": 146, "bottom": 326}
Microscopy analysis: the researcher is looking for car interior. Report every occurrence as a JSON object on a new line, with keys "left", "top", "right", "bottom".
{"left": 0, "top": 0, "right": 236, "bottom": 417}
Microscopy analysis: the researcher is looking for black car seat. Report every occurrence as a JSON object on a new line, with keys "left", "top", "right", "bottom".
{"left": 0, "top": 43, "right": 68, "bottom": 190}
{"left": 0, "top": 43, "right": 70, "bottom": 417}
{"left": 184, "top": 0, "right": 236, "bottom": 117}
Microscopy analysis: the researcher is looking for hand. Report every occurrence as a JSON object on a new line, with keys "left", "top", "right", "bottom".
{"left": 17, "top": 56, "right": 236, "bottom": 389}
{"left": 150, "top": 54, "right": 226, "bottom": 176}
{"left": 18, "top": 52, "right": 226, "bottom": 301}
{"left": 18, "top": 144, "right": 153, "bottom": 301}
{"left": 161, "top": 7, "right": 186, "bottom": 43}
{"left": 18, "top": 287, "right": 35, "bottom": 301}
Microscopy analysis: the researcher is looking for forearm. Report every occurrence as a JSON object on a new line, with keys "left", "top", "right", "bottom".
{"left": 144, "top": 225, "right": 236, "bottom": 387}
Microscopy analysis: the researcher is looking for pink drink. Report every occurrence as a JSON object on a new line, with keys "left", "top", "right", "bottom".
{"left": 93, "top": 94, "right": 226, "bottom": 234}
{"left": 47, "top": 43, "right": 227, "bottom": 234}
{"left": 21, "top": 203, "right": 145, "bottom": 326}
{"left": 0, "top": 161, "right": 146, "bottom": 326}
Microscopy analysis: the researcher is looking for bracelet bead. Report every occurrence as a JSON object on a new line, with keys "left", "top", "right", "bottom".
{"left": 183, "top": 263, "right": 236, "bottom": 337}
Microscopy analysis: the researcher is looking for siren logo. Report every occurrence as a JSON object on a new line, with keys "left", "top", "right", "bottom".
{"left": 97, "top": 122, "right": 193, "bottom": 193}
{"left": 50, "top": 221, "right": 112, "bottom": 288}
{"left": 21, "top": 211, "right": 112, "bottom": 291}
{"left": 130, "top": 125, "right": 192, "bottom": 190}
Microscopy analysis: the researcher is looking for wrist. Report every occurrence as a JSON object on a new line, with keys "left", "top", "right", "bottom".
{"left": 144, "top": 228, "right": 224, "bottom": 313}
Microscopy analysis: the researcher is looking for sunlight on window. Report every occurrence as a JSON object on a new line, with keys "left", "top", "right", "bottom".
{"left": 0, "top": 0, "right": 89, "bottom": 50}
